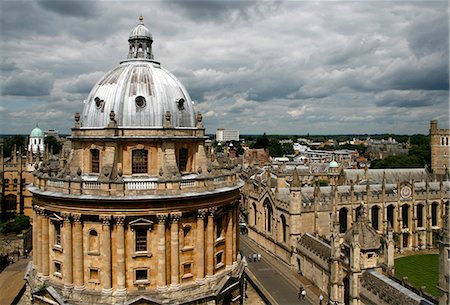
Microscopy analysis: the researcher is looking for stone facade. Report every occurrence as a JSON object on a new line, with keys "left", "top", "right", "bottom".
{"left": 26, "top": 17, "right": 245, "bottom": 305}
{"left": 242, "top": 165, "right": 449, "bottom": 304}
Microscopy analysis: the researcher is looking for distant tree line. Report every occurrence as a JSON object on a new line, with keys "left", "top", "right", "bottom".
{"left": 1, "top": 135, "right": 62, "bottom": 157}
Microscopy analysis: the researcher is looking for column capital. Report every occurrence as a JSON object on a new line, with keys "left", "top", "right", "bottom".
{"left": 72, "top": 213, "right": 82, "bottom": 223}
{"left": 114, "top": 215, "right": 126, "bottom": 225}
{"left": 100, "top": 215, "right": 111, "bottom": 225}
{"left": 36, "top": 206, "right": 46, "bottom": 216}
{"left": 156, "top": 213, "right": 168, "bottom": 223}
{"left": 170, "top": 212, "right": 182, "bottom": 223}
{"left": 207, "top": 207, "right": 217, "bottom": 217}
{"left": 198, "top": 208, "right": 208, "bottom": 219}
{"left": 61, "top": 212, "right": 71, "bottom": 222}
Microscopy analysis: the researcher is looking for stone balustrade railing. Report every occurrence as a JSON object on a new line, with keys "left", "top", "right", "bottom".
{"left": 32, "top": 170, "right": 241, "bottom": 197}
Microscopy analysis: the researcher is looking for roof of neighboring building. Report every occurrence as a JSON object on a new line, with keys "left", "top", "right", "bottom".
{"left": 342, "top": 168, "right": 430, "bottom": 184}
{"left": 30, "top": 126, "right": 44, "bottom": 137}
{"left": 344, "top": 208, "right": 381, "bottom": 251}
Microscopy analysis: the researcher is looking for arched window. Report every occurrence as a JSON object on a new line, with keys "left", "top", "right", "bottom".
{"left": 402, "top": 205, "right": 409, "bottom": 228}
{"left": 339, "top": 208, "right": 348, "bottom": 233}
{"left": 417, "top": 204, "right": 424, "bottom": 227}
{"left": 264, "top": 201, "right": 273, "bottom": 233}
{"left": 88, "top": 230, "right": 99, "bottom": 253}
{"left": 371, "top": 206, "right": 380, "bottom": 230}
{"left": 178, "top": 148, "right": 188, "bottom": 172}
{"left": 387, "top": 204, "right": 395, "bottom": 228}
{"left": 91, "top": 149, "right": 100, "bottom": 173}
{"left": 280, "top": 214, "right": 287, "bottom": 242}
{"left": 132, "top": 149, "right": 148, "bottom": 174}
{"left": 183, "top": 225, "right": 192, "bottom": 248}
{"left": 252, "top": 203, "right": 257, "bottom": 226}
{"left": 4, "top": 179, "right": 9, "bottom": 190}
{"left": 54, "top": 223, "right": 61, "bottom": 246}
{"left": 431, "top": 202, "right": 438, "bottom": 226}
{"left": 13, "top": 178, "right": 18, "bottom": 189}
{"left": 355, "top": 205, "right": 363, "bottom": 221}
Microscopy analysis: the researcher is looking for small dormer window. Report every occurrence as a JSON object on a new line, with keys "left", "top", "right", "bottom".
{"left": 135, "top": 96, "right": 146, "bottom": 108}
{"left": 177, "top": 98, "right": 185, "bottom": 110}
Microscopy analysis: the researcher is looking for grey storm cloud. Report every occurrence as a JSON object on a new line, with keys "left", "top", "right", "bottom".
{"left": 37, "top": 0, "right": 99, "bottom": 18}
{"left": 2, "top": 71, "right": 54, "bottom": 96}
{"left": 0, "top": 0, "right": 448, "bottom": 134}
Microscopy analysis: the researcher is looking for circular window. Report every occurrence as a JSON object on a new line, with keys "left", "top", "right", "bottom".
{"left": 135, "top": 96, "right": 146, "bottom": 108}
{"left": 94, "top": 97, "right": 103, "bottom": 109}
{"left": 177, "top": 98, "right": 185, "bottom": 110}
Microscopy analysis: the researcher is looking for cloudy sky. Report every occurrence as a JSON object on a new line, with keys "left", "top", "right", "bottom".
{"left": 0, "top": 0, "right": 448, "bottom": 135}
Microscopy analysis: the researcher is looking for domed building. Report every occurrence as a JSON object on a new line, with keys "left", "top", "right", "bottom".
{"left": 28, "top": 124, "right": 45, "bottom": 155}
{"left": 26, "top": 17, "right": 244, "bottom": 305}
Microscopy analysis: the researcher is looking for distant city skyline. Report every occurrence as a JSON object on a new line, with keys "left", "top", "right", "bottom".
{"left": 1, "top": 1, "right": 448, "bottom": 135}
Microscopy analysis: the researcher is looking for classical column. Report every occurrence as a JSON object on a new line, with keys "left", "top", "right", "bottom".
{"left": 205, "top": 208, "right": 215, "bottom": 277}
{"left": 156, "top": 213, "right": 168, "bottom": 290}
{"left": 62, "top": 212, "right": 73, "bottom": 289}
{"left": 73, "top": 213, "right": 84, "bottom": 290}
{"left": 232, "top": 206, "right": 237, "bottom": 264}
{"left": 170, "top": 212, "right": 181, "bottom": 288}
{"left": 196, "top": 209, "right": 207, "bottom": 282}
{"left": 100, "top": 215, "right": 112, "bottom": 294}
{"left": 32, "top": 206, "right": 39, "bottom": 270}
{"left": 41, "top": 210, "right": 50, "bottom": 278}
{"left": 225, "top": 209, "right": 233, "bottom": 267}
{"left": 114, "top": 216, "right": 126, "bottom": 294}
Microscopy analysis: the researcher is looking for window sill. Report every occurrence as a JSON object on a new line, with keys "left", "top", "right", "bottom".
{"left": 88, "top": 279, "right": 100, "bottom": 284}
{"left": 53, "top": 272, "right": 62, "bottom": 279}
{"left": 215, "top": 262, "right": 225, "bottom": 269}
{"left": 215, "top": 237, "right": 225, "bottom": 246}
{"left": 181, "top": 246, "right": 194, "bottom": 252}
{"left": 132, "top": 252, "right": 152, "bottom": 258}
{"left": 52, "top": 245, "right": 63, "bottom": 252}
{"left": 182, "top": 273, "right": 194, "bottom": 279}
{"left": 134, "top": 280, "right": 150, "bottom": 285}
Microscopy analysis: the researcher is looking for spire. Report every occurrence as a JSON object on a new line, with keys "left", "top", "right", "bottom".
{"left": 291, "top": 167, "right": 300, "bottom": 189}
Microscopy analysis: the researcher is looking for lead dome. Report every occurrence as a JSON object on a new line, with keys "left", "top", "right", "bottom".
{"left": 81, "top": 16, "right": 196, "bottom": 128}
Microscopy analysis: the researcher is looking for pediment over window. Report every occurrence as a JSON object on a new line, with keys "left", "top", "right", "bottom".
{"left": 49, "top": 213, "right": 63, "bottom": 223}
{"left": 129, "top": 218, "right": 153, "bottom": 229}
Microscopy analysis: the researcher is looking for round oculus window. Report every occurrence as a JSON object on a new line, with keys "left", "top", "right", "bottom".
{"left": 177, "top": 98, "right": 185, "bottom": 110}
{"left": 94, "top": 97, "right": 103, "bottom": 109}
{"left": 135, "top": 96, "right": 146, "bottom": 108}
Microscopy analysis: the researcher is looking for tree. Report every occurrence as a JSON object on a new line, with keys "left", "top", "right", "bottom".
{"left": 2, "top": 135, "right": 26, "bottom": 157}
{"left": 44, "top": 136, "right": 62, "bottom": 155}
{"left": 253, "top": 133, "right": 269, "bottom": 149}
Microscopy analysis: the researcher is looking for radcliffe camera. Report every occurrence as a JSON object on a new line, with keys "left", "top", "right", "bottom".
{"left": 0, "top": 2, "right": 449, "bottom": 305}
